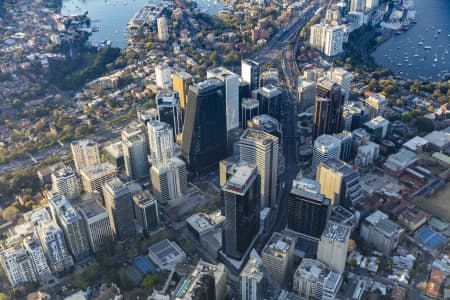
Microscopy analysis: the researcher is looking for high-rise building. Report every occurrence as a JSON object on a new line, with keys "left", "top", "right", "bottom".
{"left": 333, "top": 131, "right": 353, "bottom": 161}
{"left": 51, "top": 166, "right": 80, "bottom": 200}
{"left": 222, "top": 165, "right": 260, "bottom": 260}
{"left": 247, "top": 114, "right": 282, "bottom": 141}
{"left": 312, "top": 134, "right": 341, "bottom": 174}
{"left": 297, "top": 77, "right": 316, "bottom": 113}
{"left": 150, "top": 157, "right": 187, "bottom": 204}
{"left": 133, "top": 190, "right": 160, "bottom": 233}
{"left": 157, "top": 16, "right": 169, "bottom": 41}
{"left": 364, "top": 0, "right": 379, "bottom": 10}
{"left": 76, "top": 197, "right": 114, "bottom": 253}
{"left": 71, "top": 139, "right": 100, "bottom": 172}
{"left": 350, "top": 0, "right": 365, "bottom": 12}
{"left": 240, "top": 98, "right": 260, "bottom": 129}
{"left": 317, "top": 222, "right": 350, "bottom": 274}
{"left": 261, "top": 232, "right": 296, "bottom": 287}
{"left": 174, "top": 261, "right": 227, "bottom": 300}
{"left": 293, "top": 258, "right": 343, "bottom": 300}
{"left": 207, "top": 67, "right": 240, "bottom": 133}
{"left": 342, "top": 101, "right": 369, "bottom": 131}
{"left": 181, "top": 79, "right": 227, "bottom": 172}
{"left": 310, "top": 23, "right": 344, "bottom": 57}
{"left": 240, "top": 129, "right": 279, "bottom": 208}
{"left": 259, "top": 69, "right": 279, "bottom": 87}
{"left": 355, "top": 140, "right": 380, "bottom": 167}
{"left": 148, "top": 121, "right": 175, "bottom": 165}
{"left": 48, "top": 193, "right": 90, "bottom": 261}
{"left": 365, "top": 93, "right": 386, "bottom": 119}
{"left": 287, "top": 178, "right": 331, "bottom": 239}
{"left": 241, "top": 59, "right": 260, "bottom": 93}
{"left": 23, "top": 236, "right": 52, "bottom": 282}
{"left": 80, "top": 163, "right": 116, "bottom": 195}
{"left": 312, "top": 77, "right": 345, "bottom": 140}
{"left": 103, "top": 178, "right": 136, "bottom": 241}
{"left": 122, "top": 121, "right": 149, "bottom": 180}
{"left": 172, "top": 70, "right": 193, "bottom": 112}
{"left": 155, "top": 63, "right": 171, "bottom": 89}
{"left": 253, "top": 84, "right": 284, "bottom": 121}
{"left": 0, "top": 247, "right": 37, "bottom": 287}
{"left": 36, "top": 220, "right": 74, "bottom": 274}
{"left": 363, "top": 116, "right": 390, "bottom": 139}
{"left": 326, "top": 67, "right": 352, "bottom": 102}
{"left": 240, "top": 249, "right": 281, "bottom": 300}
{"left": 316, "top": 158, "right": 362, "bottom": 206}
{"left": 156, "top": 90, "right": 183, "bottom": 137}
{"left": 103, "top": 140, "right": 124, "bottom": 170}
{"left": 137, "top": 108, "right": 159, "bottom": 125}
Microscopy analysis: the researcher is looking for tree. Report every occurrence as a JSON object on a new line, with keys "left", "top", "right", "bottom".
{"left": 85, "top": 263, "right": 100, "bottom": 285}
{"left": 141, "top": 274, "right": 157, "bottom": 293}
{"left": 72, "top": 272, "right": 88, "bottom": 289}
{"left": 119, "top": 268, "right": 133, "bottom": 290}
{"left": 415, "top": 117, "right": 434, "bottom": 133}
{"left": 0, "top": 293, "right": 9, "bottom": 300}
{"left": 2, "top": 206, "right": 19, "bottom": 222}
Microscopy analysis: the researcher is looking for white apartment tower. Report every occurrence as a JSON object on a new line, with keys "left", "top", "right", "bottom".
{"left": 147, "top": 121, "right": 174, "bottom": 165}
{"left": 157, "top": 16, "right": 169, "bottom": 41}
{"left": 23, "top": 236, "right": 52, "bottom": 281}
{"left": 365, "top": 93, "right": 386, "bottom": 119}
{"left": 240, "top": 129, "right": 279, "bottom": 208}
{"left": 327, "top": 67, "right": 353, "bottom": 102}
{"left": 0, "top": 247, "right": 37, "bottom": 287}
{"left": 51, "top": 166, "right": 81, "bottom": 200}
{"left": 317, "top": 222, "right": 350, "bottom": 274}
{"left": 155, "top": 64, "right": 172, "bottom": 89}
{"left": 80, "top": 162, "right": 116, "bottom": 194}
{"left": 122, "top": 121, "right": 149, "bottom": 180}
{"left": 150, "top": 157, "right": 187, "bottom": 204}
{"left": 71, "top": 139, "right": 100, "bottom": 172}
{"left": 310, "top": 23, "right": 344, "bottom": 57}
{"left": 312, "top": 134, "right": 341, "bottom": 174}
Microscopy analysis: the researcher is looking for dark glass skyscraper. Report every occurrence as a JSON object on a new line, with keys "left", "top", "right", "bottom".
{"left": 156, "top": 90, "right": 183, "bottom": 138}
{"left": 222, "top": 165, "right": 260, "bottom": 260}
{"left": 253, "top": 84, "right": 284, "bottom": 121}
{"left": 287, "top": 178, "right": 331, "bottom": 239}
{"left": 312, "top": 77, "right": 344, "bottom": 140}
{"left": 181, "top": 79, "right": 226, "bottom": 172}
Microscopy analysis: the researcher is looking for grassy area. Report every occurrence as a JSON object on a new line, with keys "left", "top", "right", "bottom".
{"left": 415, "top": 183, "right": 450, "bottom": 222}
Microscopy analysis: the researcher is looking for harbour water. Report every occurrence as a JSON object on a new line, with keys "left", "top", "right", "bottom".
{"left": 372, "top": 0, "right": 450, "bottom": 81}
{"left": 61, "top": 0, "right": 224, "bottom": 48}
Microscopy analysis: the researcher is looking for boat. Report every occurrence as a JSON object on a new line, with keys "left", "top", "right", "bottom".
{"left": 424, "top": 45, "right": 432, "bottom": 50}
{"left": 420, "top": 58, "right": 425, "bottom": 62}
{"left": 438, "top": 29, "right": 442, "bottom": 34}
{"left": 397, "top": 63, "right": 403, "bottom": 66}
{"left": 418, "top": 42, "right": 423, "bottom": 46}
{"left": 414, "top": 54, "right": 419, "bottom": 57}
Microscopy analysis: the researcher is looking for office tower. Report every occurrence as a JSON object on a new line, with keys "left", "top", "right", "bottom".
{"left": 137, "top": 108, "right": 159, "bottom": 125}
{"left": 355, "top": 141, "right": 380, "bottom": 167}
{"left": 333, "top": 131, "right": 353, "bottom": 161}
{"left": 71, "top": 139, "right": 100, "bottom": 172}
{"left": 364, "top": 0, "right": 379, "bottom": 10}
{"left": 48, "top": 193, "right": 90, "bottom": 261}
{"left": 172, "top": 70, "right": 193, "bottom": 112}
{"left": 247, "top": 114, "right": 282, "bottom": 141}
{"left": 133, "top": 190, "right": 160, "bottom": 233}
{"left": 0, "top": 247, "right": 37, "bottom": 287}
{"left": 304, "top": 67, "right": 324, "bottom": 82}
{"left": 157, "top": 16, "right": 169, "bottom": 41}
{"left": 297, "top": 77, "right": 316, "bottom": 112}
{"left": 207, "top": 67, "right": 240, "bottom": 133}
{"left": 342, "top": 101, "right": 369, "bottom": 131}
{"left": 253, "top": 84, "right": 284, "bottom": 121}
{"left": 122, "top": 121, "right": 149, "bottom": 180}
{"left": 240, "top": 129, "right": 279, "bottom": 208}
{"left": 155, "top": 63, "right": 171, "bottom": 89}
{"left": 103, "top": 141, "right": 124, "bottom": 170}
{"left": 241, "top": 59, "right": 260, "bottom": 93}
{"left": 222, "top": 165, "right": 260, "bottom": 260}
{"left": 181, "top": 79, "right": 227, "bottom": 172}
{"left": 363, "top": 116, "right": 390, "bottom": 139}
{"left": 103, "top": 178, "right": 136, "bottom": 241}
{"left": 174, "top": 261, "right": 227, "bottom": 300}
{"left": 148, "top": 121, "right": 174, "bottom": 165}
{"left": 312, "top": 77, "right": 345, "bottom": 139}
{"left": 51, "top": 166, "right": 80, "bottom": 200}
{"left": 293, "top": 259, "right": 343, "bottom": 300}
{"left": 77, "top": 197, "right": 114, "bottom": 253}
{"left": 287, "top": 178, "right": 331, "bottom": 238}
{"left": 261, "top": 232, "right": 296, "bottom": 287}
{"left": 240, "top": 98, "right": 260, "bottom": 129}
{"left": 156, "top": 90, "right": 183, "bottom": 137}
{"left": 150, "top": 157, "right": 187, "bottom": 203}
{"left": 316, "top": 158, "right": 362, "bottom": 206}
{"left": 365, "top": 93, "right": 386, "bottom": 119}
{"left": 23, "top": 236, "right": 52, "bottom": 282}
{"left": 312, "top": 134, "right": 341, "bottom": 174}
{"left": 360, "top": 211, "right": 404, "bottom": 255}
{"left": 37, "top": 220, "right": 74, "bottom": 273}
{"left": 259, "top": 69, "right": 279, "bottom": 87}
{"left": 317, "top": 222, "right": 350, "bottom": 274}
{"left": 327, "top": 67, "right": 352, "bottom": 102}
{"left": 350, "top": 0, "right": 365, "bottom": 12}
{"left": 80, "top": 162, "right": 116, "bottom": 195}
{"left": 310, "top": 23, "right": 344, "bottom": 57}
{"left": 240, "top": 250, "right": 281, "bottom": 300}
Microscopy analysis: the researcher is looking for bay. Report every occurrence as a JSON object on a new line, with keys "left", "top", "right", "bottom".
{"left": 372, "top": 0, "right": 450, "bottom": 81}
{"left": 61, "top": 0, "right": 225, "bottom": 48}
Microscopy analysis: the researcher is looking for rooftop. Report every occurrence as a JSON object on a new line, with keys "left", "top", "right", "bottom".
{"left": 223, "top": 164, "right": 257, "bottom": 195}
{"left": 262, "top": 232, "right": 295, "bottom": 259}
{"left": 259, "top": 84, "right": 283, "bottom": 98}
{"left": 247, "top": 114, "right": 280, "bottom": 134}
{"left": 241, "top": 128, "right": 278, "bottom": 145}
{"left": 52, "top": 166, "right": 76, "bottom": 179}
{"left": 322, "top": 222, "right": 350, "bottom": 242}
{"left": 314, "top": 134, "right": 341, "bottom": 151}
{"left": 365, "top": 210, "right": 389, "bottom": 226}
{"left": 207, "top": 67, "right": 238, "bottom": 81}
{"left": 148, "top": 239, "right": 185, "bottom": 268}
{"left": 80, "top": 162, "right": 116, "bottom": 180}
{"left": 241, "top": 98, "right": 260, "bottom": 109}
{"left": 374, "top": 218, "right": 403, "bottom": 237}
{"left": 364, "top": 116, "right": 390, "bottom": 129}
{"left": 320, "top": 158, "right": 357, "bottom": 177}
{"left": 424, "top": 130, "right": 450, "bottom": 148}
{"left": 403, "top": 136, "right": 429, "bottom": 152}
{"left": 367, "top": 93, "right": 386, "bottom": 104}
{"left": 133, "top": 190, "right": 157, "bottom": 207}
{"left": 77, "top": 198, "right": 107, "bottom": 219}
{"left": 195, "top": 78, "right": 224, "bottom": 92}
{"left": 292, "top": 178, "right": 320, "bottom": 194}
{"left": 156, "top": 89, "right": 179, "bottom": 105}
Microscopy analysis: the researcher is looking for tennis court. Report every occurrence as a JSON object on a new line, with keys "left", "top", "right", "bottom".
{"left": 134, "top": 256, "right": 157, "bottom": 274}
{"left": 416, "top": 226, "right": 446, "bottom": 250}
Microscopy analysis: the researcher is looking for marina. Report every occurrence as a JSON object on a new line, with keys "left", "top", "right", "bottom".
{"left": 373, "top": 0, "right": 450, "bottom": 81}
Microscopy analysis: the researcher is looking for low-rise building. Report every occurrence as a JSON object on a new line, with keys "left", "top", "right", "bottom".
{"left": 148, "top": 239, "right": 186, "bottom": 271}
